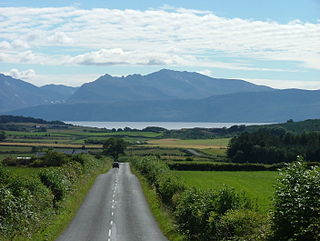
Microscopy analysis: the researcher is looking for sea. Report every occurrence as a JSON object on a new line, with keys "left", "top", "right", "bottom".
{"left": 66, "top": 121, "right": 271, "bottom": 130}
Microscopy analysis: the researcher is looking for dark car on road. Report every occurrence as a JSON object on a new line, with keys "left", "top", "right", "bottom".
{"left": 112, "top": 162, "right": 119, "bottom": 168}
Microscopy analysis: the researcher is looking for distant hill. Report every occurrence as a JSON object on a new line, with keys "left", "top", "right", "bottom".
{"left": 69, "top": 69, "right": 273, "bottom": 103}
{"left": 2, "top": 69, "right": 320, "bottom": 122}
{"left": 0, "top": 74, "right": 76, "bottom": 112}
{"left": 0, "top": 115, "right": 65, "bottom": 125}
{"left": 40, "top": 84, "right": 78, "bottom": 99}
{"left": 246, "top": 119, "right": 320, "bottom": 133}
{"left": 8, "top": 89, "right": 320, "bottom": 122}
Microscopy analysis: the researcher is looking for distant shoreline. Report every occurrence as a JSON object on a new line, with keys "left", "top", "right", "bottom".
{"left": 66, "top": 121, "right": 271, "bottom": 130}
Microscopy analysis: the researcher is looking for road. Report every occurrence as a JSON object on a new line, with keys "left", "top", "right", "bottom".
{"left": 56, "top": 163, "right": 168, "bottom": 241}
{"left": 185, "top": 148, "right": 203, "bottom": 156}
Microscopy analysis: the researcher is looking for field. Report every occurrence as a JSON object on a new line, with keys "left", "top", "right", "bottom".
{"left": 146, "top": 138, "right": 230, "bottom": 149}
{"left": 173, "top": 170, "right": 278, "bottom": 211}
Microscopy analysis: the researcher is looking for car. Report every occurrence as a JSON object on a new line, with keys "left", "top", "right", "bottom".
{"left": 112, "top": 162, "right": 119, "bottom": 168}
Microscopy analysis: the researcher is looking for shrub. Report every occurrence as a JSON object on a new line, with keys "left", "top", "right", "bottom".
{"left": 0, "top": 167, "right": 53, "bottom": 238}
{"left": 217, "top": 209, "right": 271, "bottom": 241}
{"left": 42, "top": 151, "right": 68, "bottom": 166}
{"left": 174, "top": 186, "right": 256, "bottom": 240}
{"left": 175, "top": 188, "right": 214, "bottom": 240}
{"left": 39, "top": 168, "right": 71, "bottom": 203}
{"left": 272, "top": 159, "right": 320, "bottom": 241}
{"left": 156, "top": 174, "right": 186, "bottom": 206}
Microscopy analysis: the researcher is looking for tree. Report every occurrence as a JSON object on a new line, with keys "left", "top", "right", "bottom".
{"left": 272, "top": 157, "right": 320, "bottom": 240}
{"left": 103, "top": 137, "right": 127, "bottom": 161}
{"left": 0, "top": 131, "right": 5, "bottom": 141}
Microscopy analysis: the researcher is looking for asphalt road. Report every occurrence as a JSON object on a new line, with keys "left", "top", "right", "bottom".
{"left": 56, "top": 163, "right": 168, "bottom": 241}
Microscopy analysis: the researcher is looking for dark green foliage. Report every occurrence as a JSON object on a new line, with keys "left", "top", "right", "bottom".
{"left": 164, "top": 125, "right": 246, "bottom": 139}
{"left": 272, "top": 160, "right": 320, "bottom": 241}
{"left": 103, "top": 137, "right": 127, "bottom": 161}
{"left": 0, "top": 131, "right": 5, "bottom": 141}
{"left": 228, "top": 128, "right": 320, "bottom": 163}
{"left": 0, "top": 115, "right": 65, "bottom": 125}
{"left": 41, "top": 150, "right": 68, "bottom": 166}
{"left": 168, "top": 162, "right": 285, "bottom": 171}
{"left": 247, "top": 118, "right": 320, "bottom": 133}
{"left": 0, "top": 165, "right": 53, "bottom": 238}
{"left": 142, "top": 126, "right": 167, "bottom": 133}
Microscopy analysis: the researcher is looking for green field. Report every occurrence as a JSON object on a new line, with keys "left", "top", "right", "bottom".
{"left": 173, "top": 170, "right": 278, "bottom": 211}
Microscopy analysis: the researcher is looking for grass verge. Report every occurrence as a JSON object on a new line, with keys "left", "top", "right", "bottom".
{"left": 131, "top": 166, "right": 187, "bottom": 241}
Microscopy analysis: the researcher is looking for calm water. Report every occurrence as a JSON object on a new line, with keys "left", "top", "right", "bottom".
{"left": 66, "top": 121, "right": 270, "bottom": 130}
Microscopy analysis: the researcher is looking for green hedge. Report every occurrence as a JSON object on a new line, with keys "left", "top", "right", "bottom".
{"left": 0, "top": 154, "right": 109, "bottom": 239}
{"left": 168, "top": 162, "right": 285, "bottom": 171}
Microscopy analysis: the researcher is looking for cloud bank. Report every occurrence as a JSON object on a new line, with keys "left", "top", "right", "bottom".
{"left": 0, "top": 6, "right": 319, "bottom": 71}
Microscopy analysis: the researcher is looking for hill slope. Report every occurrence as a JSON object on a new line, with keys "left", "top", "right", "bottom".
{"left": 0, "top": 74, "right": 76, "bottom": 112}
{"left": 8, "top": 89, "right": 320, "bottom": 122}
{"left": 69, "top": 69, "right": 273, "bottom": 103}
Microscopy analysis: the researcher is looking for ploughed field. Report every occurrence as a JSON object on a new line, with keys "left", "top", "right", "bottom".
{"left": 173, "top": 170, "right": 278, "bottom": 212}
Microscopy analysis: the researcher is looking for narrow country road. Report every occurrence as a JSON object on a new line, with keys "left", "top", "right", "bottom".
{"left": 56, "top": 163, "right": 168, "bottom": 241}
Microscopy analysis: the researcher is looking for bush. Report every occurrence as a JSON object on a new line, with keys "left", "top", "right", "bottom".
{"left": 41, "top": 151, "right": 68, "bottom": 166}
{"left": 156, "top": 174, "right": 186, "bottom": 206}
{"left": 174, "top": 186, "right": 257, "bottom": 240}
{"left": 39, "top": 168, "right": 71, "bottom": 203}
{"left": 0, "top": 166, "right": 53, "bottom": 238}
{"left": 217, "top": 209, "right": 271, "bottom": 241}
{"left": 272, "top": 159, "right": 320, "bottom": 241}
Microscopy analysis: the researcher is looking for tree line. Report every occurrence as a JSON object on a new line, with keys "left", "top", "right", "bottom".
{"left": 228, "top": 127, "right": 320, "bottom": 164}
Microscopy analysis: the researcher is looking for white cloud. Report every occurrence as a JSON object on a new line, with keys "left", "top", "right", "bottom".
{"left": 0, "top": 41, "right": 11, "bottom": 49}
{"left": 0, "top": 6, "right": 319, "bottom": 71}
{"left": 11, "top": 39, "right": 30, "bottom": 49}
{"left": 197, "top": 69, "right": 213, "bottom": 76}
{"left": 47, "top": 31, "right": 73, "bottom": 44}
{"left": 245, "top": 78, "right": 320, "bottom": 90}
{"left": 5, "top": 68, "right": 36, "bottom": 80}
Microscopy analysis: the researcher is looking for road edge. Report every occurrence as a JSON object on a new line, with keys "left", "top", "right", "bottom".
{"left": 130, "top": 164, "right": 187, "bottom": 241}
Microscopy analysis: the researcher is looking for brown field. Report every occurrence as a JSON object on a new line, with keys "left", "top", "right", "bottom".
{"left": 145, "top": 138, "right": 230, "bottom": 149}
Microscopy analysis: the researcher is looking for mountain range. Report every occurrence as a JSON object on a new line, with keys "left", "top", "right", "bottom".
{"left": 1, "top": 69, "right": 319, "bottom": 122}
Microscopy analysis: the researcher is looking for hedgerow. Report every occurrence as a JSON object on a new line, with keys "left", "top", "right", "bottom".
{"left": 0, "top": 153, "right": 109, "bottom": 239}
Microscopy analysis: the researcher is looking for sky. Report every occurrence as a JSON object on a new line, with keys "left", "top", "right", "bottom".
{"left": 0, "top": 0, "right": 319, "bottom": 89}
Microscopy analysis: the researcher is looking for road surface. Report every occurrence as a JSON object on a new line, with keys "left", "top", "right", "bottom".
{"left": 56, "top": 163, "right": 168, "bottom": 241}
{"left": 185, "top": 148, "right": 203, "bottom": 156}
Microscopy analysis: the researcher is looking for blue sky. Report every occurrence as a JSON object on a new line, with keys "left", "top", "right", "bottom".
{"left": 0, "top": 0, "right": 319, "bottom": 88}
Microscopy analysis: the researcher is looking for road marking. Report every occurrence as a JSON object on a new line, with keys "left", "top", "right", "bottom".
{"left": 108, "top": 238, "right": 110, "bottom": 241}
{"left": 110, "top": 220, "right": 113, "bottom": 225}
{"left": 108, "top": 229, "right": 112, "bottom": 236}
{"left": 112, "top": 212, "right": 114, "bottom": 216}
